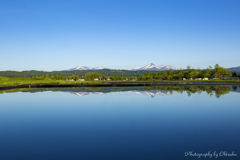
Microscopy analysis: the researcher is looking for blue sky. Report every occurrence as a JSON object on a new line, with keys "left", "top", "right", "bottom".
{"left": 0, "top": 0, "right": 240, "bottom": 71}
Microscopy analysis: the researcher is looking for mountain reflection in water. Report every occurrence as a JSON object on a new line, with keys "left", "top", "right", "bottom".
{"left": 1, "top": 85, "right": 239, "bottom": 98}
{"left": 68, "top": 90, "right": 177, "bottom": 98}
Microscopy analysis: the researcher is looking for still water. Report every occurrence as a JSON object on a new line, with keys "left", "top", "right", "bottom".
{"left": 0, "top": 86, "right": 240, "bottom": 160}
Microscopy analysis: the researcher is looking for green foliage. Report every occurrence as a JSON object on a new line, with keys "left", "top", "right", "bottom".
{"left": 116, "top": 76, "right": 124, "bottom": 81}
{"left": 214, "top": 64, "right": 220, "bottom": 69}
{"left": 214, "top": 65, "right": 231, "bottom": 80}
{"left": 52, "top": 75, "right": 65, "bottom": 80}
{"left": 0, "top": 76, "right": 10, "bottom": 81}
{"left": 168, "top": 68, "right": 173, "bottom": 75}
{"left": 85, "top": 73, "right": 101, "bottom": 81}
{"left": 109, "top": 76, "right": 115, "bottom": 81}
{"left": 204, "top": 67, "right": 212, "bottom": 78}
{"left": 136, "top": 64, "right": 232, "bottom": 80}
{"left": 232, "top": 71, "right": 237, "bottom": 77}
{"left": 102, "top": 75, "right": 107, "bottom": 80}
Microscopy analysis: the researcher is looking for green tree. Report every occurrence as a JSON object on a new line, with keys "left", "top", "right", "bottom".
{"left": 115, "top": 76, "right": 122, "bottom": 81}
{"left": 139, "top": 75, "right": 145, "bottom": 80}
{"left": 53, "top": 75, "right": 65, "bottom": 80}
{"left": 214, "top": 64, "right": 220, "bottom": 69}
{"left": 184, "top": 71, "right": 191, "bottom": 79}
{"left": 162, "top": 71, "right": 168, "bottom": 80}
{"left": 190, "top": 70, "right": 199, "bottom": 79}
{"left": 152, "top": 72, "right": 158, "bottom": 79}
{"left": 130, "top": 76, "right": 138, "bottom": 80}
{"left": 204, "top": 67, "right": 212, "bottom": 78}
{"left": 85, "top": 73, "right": 101, "bottom": 80}
{"left": 173, "top": 74, "right": 179, "bottom": 80}
{"left": 167, "top": 75, "right": 173, "bottom": 80}
{"left": 178, "top": 70, "right": 184, "bottom": 79}
{"left": 109, "top": 76, "right": 115, "bottom": 81}
{"left": 44, "top": 74, "right": 50, "bottom": 80}
{"left": 168, "top": 68, "right": 173, "bottom": 76}
{"left": 71, "top": 74, "right": 79, "bottom": 81}
{"left": 102, "top": 75, "right": 107, "bottom": 80}
{"left": 232, "top": 71, "right": 237, "bottom": 77}
{"left": 214, "top": 67, "right": 231, "bottom": 80}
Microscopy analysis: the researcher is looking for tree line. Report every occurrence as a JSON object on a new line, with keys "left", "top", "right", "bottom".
{"left": 1, "top": 64, "right": 239, "bottom": 81}
{"left": 138, "top": 64, "right": 238, "bottom": 80}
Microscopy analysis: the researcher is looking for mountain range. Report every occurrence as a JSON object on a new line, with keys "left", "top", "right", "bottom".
{"left": 228, "top": 66, "right": 240, "bottom": 72}
{"left": 131, "top": 63, "right": 180, "bottom": 71}
{"left": 67, "top": 63, "right": 180, "bottom": 71}
{"left": 67, "top": 66, "right": 106, "bottom": 71}
{"left": 67, "top": 63, "right": 240, "bottom": 72}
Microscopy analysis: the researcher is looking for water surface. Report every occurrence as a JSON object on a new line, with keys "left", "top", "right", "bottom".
{"left": 0, "top": 86, "right": 239, "bottom": 160}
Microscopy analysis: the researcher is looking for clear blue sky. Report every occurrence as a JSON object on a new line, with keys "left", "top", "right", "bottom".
{"left": 1, "top": 0, "right": 240, "bottom": 71}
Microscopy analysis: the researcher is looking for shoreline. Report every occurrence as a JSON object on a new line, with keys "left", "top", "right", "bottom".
{"left": 1, "top": 82, "right": 240, "bottom": 91}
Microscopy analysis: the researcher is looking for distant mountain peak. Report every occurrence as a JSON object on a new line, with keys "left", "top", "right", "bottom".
{"left": 132, "top": 63, "right": 180, "bottom": 71}
{"left": 66, "top": 66, "right": 106, "bottom": 71}
{"left": 66, "top": 63, "right": 180, "bottom": 71}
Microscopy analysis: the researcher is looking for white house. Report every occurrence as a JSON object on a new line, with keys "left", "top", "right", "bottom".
{"left": 107, "top": 78, "right": 110, "bottom": 81}
{"left": 78, "top": 79, "right": 85, "bottom": 81}
{"left": 94, "top": 78, "right": 99, "bottom": 81}
{"left": 203, "top": 78, "right": 208, "bottom": 80}
{"left": 183, "top": 78, "right": 186, "bottom": 80}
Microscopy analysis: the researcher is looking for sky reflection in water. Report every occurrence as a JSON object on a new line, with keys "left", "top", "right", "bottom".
{"left": 0, "top": 85, "right": 240, "bottom": 160}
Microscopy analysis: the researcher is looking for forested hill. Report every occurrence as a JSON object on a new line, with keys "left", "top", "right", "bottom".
{"left": 228, "top": 66, "right": 240, "bottom": 72}
{"left": 0, "top": 69, "right": 148, "bottom": 78}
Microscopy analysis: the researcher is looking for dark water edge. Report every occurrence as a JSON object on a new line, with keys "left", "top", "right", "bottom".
{"left": 1, "top": 82, "right": 240, "bottom": 91}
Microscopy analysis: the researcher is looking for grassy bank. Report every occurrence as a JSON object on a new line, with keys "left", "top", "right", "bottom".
{"left": 1, "top": 77, "right": 240, "bottom": 88}
{"left": 0, "top": 77, "right": 103, "bottom": 87}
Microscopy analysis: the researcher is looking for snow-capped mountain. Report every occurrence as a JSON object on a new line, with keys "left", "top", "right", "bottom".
{"left": 66, "top": 63, "right": 179, "bottom": 71}
{"left": 66, "top": 66, "right": 106, "bottom": 71}
{"left": 131, "top": 63, "right": 180, "bottom": 71}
